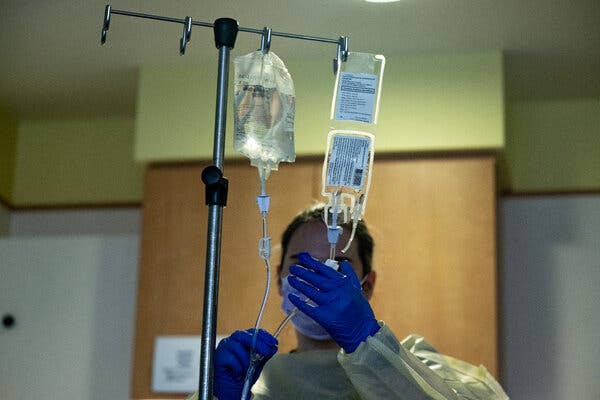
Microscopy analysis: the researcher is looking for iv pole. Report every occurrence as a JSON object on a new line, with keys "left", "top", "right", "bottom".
{"left": 100, "top": 5, "right": 349, "bottom": 400}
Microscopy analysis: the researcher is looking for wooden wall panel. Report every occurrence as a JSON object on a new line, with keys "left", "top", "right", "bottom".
{"left": 132, "top": 160, "right": 322, "bottom": 399}
{"left": 216, "top": 161, "right": 323, "bottom": 348}
{"left": 132, "top": 164, "right": 207, "bottom": 399}
{"left": 366, "top": 157, "right": 498, "bottom": 375}
{"left": 132, "top": 156, "right": 498, "bottom": 399}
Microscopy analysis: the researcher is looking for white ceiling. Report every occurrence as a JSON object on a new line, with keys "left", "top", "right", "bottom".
{"left": 1, "top": 0, "right": 599, "bottom": 120}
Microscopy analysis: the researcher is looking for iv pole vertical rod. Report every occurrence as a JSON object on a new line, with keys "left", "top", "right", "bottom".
{"left": 200, "top": 44, "right": 228, "bottom": 400}
{"left": 199, "top": 18, "right": 238, "bottom": 400}
{"left": 212, "top": 48, "right": 229, "bottom": 170}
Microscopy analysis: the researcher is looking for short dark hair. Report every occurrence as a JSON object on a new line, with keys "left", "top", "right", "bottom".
{"left": 279, "top": 203, "right": 374, "bottom": 277}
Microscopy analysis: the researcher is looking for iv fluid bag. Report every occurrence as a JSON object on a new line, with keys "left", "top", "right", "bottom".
{"left": 233, "top": 51, "right": 296, "bottom": 173}
{"left": 323, "top": 52, "right": 384, "bottom": 220}
{"left": 330, "top": 52, "right": 385, "bottom": 131}
{"left": 322, "top": 53, "right": 384, "bottom": 251}
{"left": 322, "top": 130, "right": 375, "bottom": 219}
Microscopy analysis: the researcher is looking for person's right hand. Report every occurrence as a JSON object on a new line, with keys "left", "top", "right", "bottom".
{"left": 213, "top": 329, "right": 278, "bottom": 400}
{"left": 288, "top": 252, "right": 380, "bottom": 353}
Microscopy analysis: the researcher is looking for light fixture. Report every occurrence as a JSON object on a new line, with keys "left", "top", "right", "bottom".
{"left": 365, "top": 0, "right": 401, "bottom": 3}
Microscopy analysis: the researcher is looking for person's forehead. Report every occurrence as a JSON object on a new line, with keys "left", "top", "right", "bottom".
{"left": 286, "top": 220, "right": 328, "bottom": 250}
{"left": 283, "top": 219, "right": 363, "bottom": 272}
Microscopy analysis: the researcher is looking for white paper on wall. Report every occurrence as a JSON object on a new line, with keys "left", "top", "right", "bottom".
{"left": 152, "top": 335, "right": 226, "bottom": 393}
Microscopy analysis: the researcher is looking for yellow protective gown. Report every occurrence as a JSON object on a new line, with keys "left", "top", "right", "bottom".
{"left": 188, "top": 322, "right": 508, "bottom": 400}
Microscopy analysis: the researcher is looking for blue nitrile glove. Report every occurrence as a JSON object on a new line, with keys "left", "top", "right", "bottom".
{"left": 213, "top": 329, "right": 278, "bottom": 400}
{"left": 288, "top": 252, "right": 380, "bottom": 353}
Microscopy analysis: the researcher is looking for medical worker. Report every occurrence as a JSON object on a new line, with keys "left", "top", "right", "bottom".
{"left": 189, "top": 204, "right": 508, "bottom": 400}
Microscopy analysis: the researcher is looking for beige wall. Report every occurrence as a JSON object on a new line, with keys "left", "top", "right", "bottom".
{"left": 503, "top": 97, "right": 600, "bottom": 192}
{"left": 134, "top": 51, "right": 504, "bottom": 162}
{"left": 5, "top": 53, "right": 598, "bottom": 206}
{"left": 12, "top": 117, "right": 144, "bottom": 206}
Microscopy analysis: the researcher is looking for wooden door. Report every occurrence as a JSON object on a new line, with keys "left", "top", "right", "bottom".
{"left": 131, "top": 155, "right": 498, "bottom": 399}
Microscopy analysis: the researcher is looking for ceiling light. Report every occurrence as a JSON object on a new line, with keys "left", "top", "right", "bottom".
{"left": 365, "top": 0, "right": 402, "bottom": 3}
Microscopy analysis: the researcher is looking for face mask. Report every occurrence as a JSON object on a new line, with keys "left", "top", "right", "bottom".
{"left": 280, "top": 277, "right": 331, "bottom": 341}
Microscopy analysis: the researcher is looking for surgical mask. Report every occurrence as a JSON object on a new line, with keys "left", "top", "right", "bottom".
{"left": 280, "top": 277, "right": 331, "bottom": 341}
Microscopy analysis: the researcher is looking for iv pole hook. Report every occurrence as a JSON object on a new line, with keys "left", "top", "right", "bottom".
{"left": 333, "top": 36, "right": 349, "bottom": 74}
{"left": 260, "top": 27, "right": 272, "bottom": 53}
{"left": 180, "top": 16, "right": 193, "bottom": 55}
{"left": 101, "top": 5, "right": 111, "bottom": 44}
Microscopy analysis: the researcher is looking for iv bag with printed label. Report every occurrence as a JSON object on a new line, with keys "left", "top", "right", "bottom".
{"left": 233, "top": 51, "right": 296, "bottom": 179}
{"left": 330, "top": 52, "right": 385, "bottom": 131}
{"left": 322, "top": 52, "right": 384, "bottom": 252}
{"left": 322, "top": 130, "right": 375, "bottom": 223}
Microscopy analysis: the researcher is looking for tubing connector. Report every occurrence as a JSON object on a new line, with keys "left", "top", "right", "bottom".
{"left": 256, "top": 195, "right": 270, "bottom": 213}
{"left": 327, "top": 225, "right": 342, "bottom": 246}
{"left": 258, "top": 237, "right": 271, "bottom": 260}
{"left": 325, "top": 258, "right": 340, "bottom": 271}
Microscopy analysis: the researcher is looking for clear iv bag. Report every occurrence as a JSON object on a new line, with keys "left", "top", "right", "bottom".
{"left": 233, "top": 51, "right": 296, "bottom": 178}
{"left": 330, "top": 52, "right": 386, "bottom": 131}
{"left": 233, "top": 52, "right": 296, "bottom": 400}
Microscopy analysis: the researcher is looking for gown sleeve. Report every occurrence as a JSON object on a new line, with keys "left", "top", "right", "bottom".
{"left": 337, "top": 322, "right": 509, "bottom": 400}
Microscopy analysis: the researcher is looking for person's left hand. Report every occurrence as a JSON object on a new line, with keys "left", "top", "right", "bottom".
{"left": 213, "top": 329, "right": 278, "bottom": 400}
{"left": 287, "top": 252, "right": 380, "bottom": 353}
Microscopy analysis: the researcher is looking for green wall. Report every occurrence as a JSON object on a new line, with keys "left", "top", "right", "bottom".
{"left": 135, "top": 51, "right": 504, "bottom": 162}
{"left": 13, "top": 117, "right": 144, "bottom": 206}
{"left": 0, "top": 109, "right": 18, "bottom": 204}
{"left": 377, "top": 52, "right": 504, "bottom": 151}
{"left": 5, "top": 51, "right": 597, "bottom": 206}
{"left": 504, "top": 98, "right": 600, "bottom": 193}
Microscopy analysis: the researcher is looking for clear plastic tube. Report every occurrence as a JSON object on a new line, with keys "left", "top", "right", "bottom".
{"left": 325, "top": 190, "right": 344, "bottom": 260}
{"left": 253, "top": 245, "right": 271, "bottom": 335}
{"left": 240, "top": 240, "right": 271, "bottom": 400}
{"left": 240, "top": 351, "right": 263, "bottom": 400}
{"left": 341, "top": 194, "right": 364, "bottom": 253}
{"left": 240, "top": 175, "right": 272, "bottom": 400}
{"left": 273, "top": 307, "right": 297, "bottom": 339}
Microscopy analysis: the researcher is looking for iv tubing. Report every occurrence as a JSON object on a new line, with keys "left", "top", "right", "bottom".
{"left": 327, "top": 190, "right": 343, "bottom": 260}
{"left": 240, "top": 253, "right": 271, "bottom": 400}
{"left": 253, "top": 213, "right": 271, "bottom": 335}
{"left": 341, "top": 195, "right": 364, "bottom": 253}
{"left": 241, "top": 170, "right": 272, "bottom": 400}
{"left": 274, "top": 307, "right": 297, "bottom": 338}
